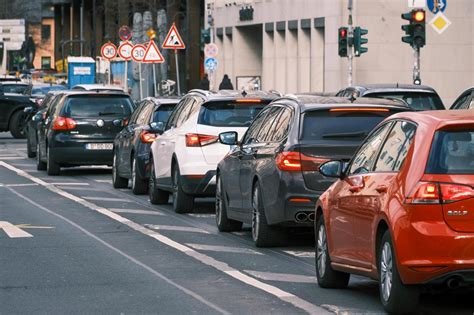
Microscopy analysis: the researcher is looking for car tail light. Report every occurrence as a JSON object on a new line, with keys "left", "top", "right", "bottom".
{"left": 276, "top": 151, "right": 330, "bottom": 172}
{"left": 185, "top": 133, "right": 218, "bottom": 147}
{"left": 52, "top": 116, "right": 76, "bottom": 131}
{"left": 406, "top": 182, "right": 474, "bottom": 204}
{"left": 140, "top": 131, "right": 157, "bottom": 143}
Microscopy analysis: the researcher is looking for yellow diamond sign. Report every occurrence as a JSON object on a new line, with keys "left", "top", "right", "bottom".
{"left": 429, "top": 12, "right": 451, "bottom": 34}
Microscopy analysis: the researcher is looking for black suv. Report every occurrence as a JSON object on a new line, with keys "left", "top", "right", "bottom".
{"left": 113, "top": 97, "right": 179, "bottom": 194}
{"left": 0, "top": 82, "right": 35, "bottom": 138}
{"left": 336, "top": 84, "right": 444, "bottom": 111}
{"left": 216, "top": 96, "right": 411, "bottom": 247}
{"left": 36, "top": 91, "right": 134, "bottom": 175}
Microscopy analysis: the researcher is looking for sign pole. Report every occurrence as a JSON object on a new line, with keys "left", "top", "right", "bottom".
{"left": 347, "top": 0, "right": 354, "bottom": 87}
{"left": 138, "top": 62, "right": 143, "bottom": 100}
{"left": 152, "top": 62, "right": 157, "bottom": 96}
{"left": 413, "top": 46, "right": 421, "bottom": 84}
{"left": 175, "top": 49, "right": 181, "bottom": 96}
{"left": 124, "top": 61, "right": 128, "bottom": 92}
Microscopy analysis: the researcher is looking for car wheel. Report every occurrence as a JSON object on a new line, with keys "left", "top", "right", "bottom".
{"left": 131, "top": 155, "right": 148, "bottom": 195}
{"left": 149, "top": 159, "right": 169, "bottom": 204}
{"left": 112, "top": 151, "right": 128, "bottom": 188}
{"left": 251, "top": 182, "right": 282, "bottom": 247}
{"left": 9, "top": 110, "right": 27, "bottom": 139}
{"left": 315, "top": 216, "right": 350, "bottom": 288}
{"left": 26, "top": 135, "right": 35, "bottom": 158}
{"left": 36, "top": 142, "right": 46, "bottom": 171}
{"left": 172, "top": 163, "right": 194, "bottom": 213}
{"left": 216, "top": 175, "right": 243, "bottom": 232}
{"left": 379, "top": 230, "right": 419, "bottom": 314}
{"left": 46, "top": 147, "right": 60, "bottom": 176}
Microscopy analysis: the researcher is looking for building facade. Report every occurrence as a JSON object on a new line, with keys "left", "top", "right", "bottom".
{"left": 207, "top": 0, "right": 474, "bottom": 105}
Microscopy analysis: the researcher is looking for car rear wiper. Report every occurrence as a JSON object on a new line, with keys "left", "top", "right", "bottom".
{"left": 322, "top": 131, "right": 368, "bottom": 139}
{"left": 98, "top": 112, "right": 119, "bottom": 116}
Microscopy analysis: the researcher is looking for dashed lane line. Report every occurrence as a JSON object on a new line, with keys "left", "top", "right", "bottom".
{"left": 283, "top": 250, "right": 315, "bottom": 258}
{"left": 51, "top": 183, "right": 90, "bottom": 186}
{"left": 186, "top": 243, "right": 263, "bottom": 255}
{"left": 244, "top": 270, "right": 316, "bottom": 283}
{"left": 145, "top": 224, "right": 211, "bottom": 234}
{"left": 111, "top": 209, "right": 165, "bottom": 216}
{"left": 0, "top": 160, "right": 329, "bottom": 315}
{"left": 0, "top": 183, "right": 39, "bottom": 187}
{"left": 82, "top": 196, "right": 132, "bottom": 202}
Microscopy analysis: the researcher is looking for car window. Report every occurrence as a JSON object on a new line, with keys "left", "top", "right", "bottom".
{"left": 348, "top": 122, "right": 393, "bottom": 175}
{"left": 451, "top": 93, "right": 470, "bottom": 110}
{"left": 257, "top": 107, "right": 282, "bottom": 142}
{"left": 176, "top": 98, "right": 196, "bottom": 127}
{"left": 2, "top": 84, "right": 29, "bottom": 94}
{"left": 136, "top": 102, "right": 152, "bottom": 125}
{"left": 242, "top": 107, "right": 271, "bottom": 145}
{"left": 198, "top": 100, "right": 267, "bottom": 127}
{"left": 62, "top": 96, "right": 133, "bottom": 118}
{"left": 268, "top": 107, "right": 293, "bottom": 142}
{"left": 426, "top": 130, "right": 474, "bottom": 174}
{"left": 130, "top": 102, "right": 147, "bottom": 124}
{"left": 47, "top": 95, "right": 63, "bottom": 117}
{"left": 374, "top": 121, "right": 417, "bottom": 172}
{"left": 166, "top": 98, "right": 187, "bottom": 130}
{"left": 364, "top": 92, "right": 444, "bottom": 110}
{"left": 152, "top": 104, "right": 176, "bottom": 124}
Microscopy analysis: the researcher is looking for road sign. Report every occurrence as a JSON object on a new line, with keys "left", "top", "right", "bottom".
{"left": 118, "top": 41, "right": 133, "bottom": 60}
{"left": 427, "top": 0, "right": 446, "bottom": 14}
{"left": 101, "top": 42, "right": 117, "bottom": 60}
{"left": 204, "top": 57, "right": 218, "bottom": 72}
{"left": 131, "top": 44, "right": 146, "bottom": 62}
{"left": 204, "top": 43, "right": 218, "bottom": 58}
{"left": 0, "top": 221, "right": 33, "bottom": 238}
{"left": 429, "top": 12, "right": 451, "bottom": 34}
{"left": 143, "top": 40, "right": 165, "bottom": 63}
{"left": 408, "top": 0, "right": 426, "bottom": 8}
{"left": 163, "top": 23, "right": 186, "bottom": 49}
{"left": 119, "top": 25, "right": 132, "bottom": 41}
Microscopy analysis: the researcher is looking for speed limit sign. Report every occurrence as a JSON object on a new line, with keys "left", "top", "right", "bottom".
{"left": 101, "top": 42, "right": 117, "bottom": 60}
{"left": 131, "top": 44, "right": 146, "bottom": 62}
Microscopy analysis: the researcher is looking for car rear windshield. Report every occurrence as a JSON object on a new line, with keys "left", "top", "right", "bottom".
{"left": 426, "top": 130, "right": 474, "bottom": 174}
{"left": 198, "top": 101, "right": 268, "bottom": 127}
{"left": 62, "top": 95, "right": 133, "bottom": 118}
{"left": 2, "top": 84, "right": 29, "bottom": 94}
{"left": 301, "top": 110, "right": 395, "bottom": 141}
{"left": 153, "top": 104, "right": 176, "bottom": 123}
{"left": 365, "top": 92, "right": 444, "bottom": 111}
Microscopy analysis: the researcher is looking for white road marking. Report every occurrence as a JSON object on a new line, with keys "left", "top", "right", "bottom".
{"left": 0, "top": 221, "right": 33, "bottom": 238}
{"left": 0, "top": 154, "right": 19, "bottom": 157}
{"left": 186, "top": 213, "right": 215, "bottom": 218}
{"left": 244, "top": 270, "right": 316, "bottom": 283}
{"left": 186, "top": 243, "right": 263, "bottom": 255}
{"left": 0, "top": 157, "right": 23, "bottom": 160}
{"left": 111, "top": 209, "right": 165, "bottom": 216}
{"left": 82, "top": 196, "right": 131, "bottom": 202}
{"left": 51, "top": 183, "right": 90, "bottom": 186}
{"left": 59, "top": 186, "right": 105, "bottom": 191}
{"left": 0, "top": 183, "right": 39, "bottom": 187}
{"left": 145, "top": 225, "right": 210, "bottom": 234}
{"left": 283, "top": 250, "right": 315, "bottom": 258}
{"left": 0, "top": 161, "right": 328, "bottom": 315}
{"left": 95, "top": 179, "right": 113, "bottom": 184}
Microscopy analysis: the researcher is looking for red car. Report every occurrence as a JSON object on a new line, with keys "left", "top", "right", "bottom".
{"left": 315, "top": 110, "right": 474, "bottom": 313}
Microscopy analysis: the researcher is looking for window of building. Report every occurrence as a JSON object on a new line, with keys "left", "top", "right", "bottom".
{"left": 41, "top": 56, "right": 51, "bottom": 69}
{"left": 42, "top": 24, "right": 51, "bottom": 41}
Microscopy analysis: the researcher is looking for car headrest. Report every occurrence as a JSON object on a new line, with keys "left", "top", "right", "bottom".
{"left": 446, "top": 132, "right": 472, "bottom": 143}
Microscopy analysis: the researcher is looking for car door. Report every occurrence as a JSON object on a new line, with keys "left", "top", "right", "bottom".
{"left": 117, "top": 102, "right": 145, "bottom": 173}
{"left": 328, "top": 122, "right": 393, "bottom": 266}
{"left": 124, "top": 102, "right": 152, "bottom": 174}
{"left": 352, "top": 121, "right": 417, "bottom": 268}
{"left": 38, "top": 95, "right": 62, "bottom": 158}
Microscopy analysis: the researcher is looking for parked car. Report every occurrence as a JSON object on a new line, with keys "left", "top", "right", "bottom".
{"left": 113, "top": 97, "right": 179, "bottom": 194}
{"left": 315, "top": 110, "right": 473, "bottom": 313}
{"left": 216, "top": 96, "right": 411, "bottom": 246}
{"left": 148, "top": 89, "right": 277, "bottom": 213}
{"left": 25, "top": 84, "right": 68, "bottom": 106}
{"left": 24, "top": 91, "right": 66, "bottom": 157}
{"left": 36, "top": 91, "right": 134, "bottom": 175}
{"left": 0, "top": 81, "right": 31, "bottom": 95}
{"left": 450, "top": 87, "right": 473, "bottom": 110}
{"left": 0, "top": 84, "right": 36, "bottom": 138}
{"left": 72, "top": 84, "right": 126, "bottom": 93}
{"left": 336, "top": 84, "right": 445, "bottom": 110}
{"left": 0, "top": 76, "right": 21, "bottom": 82}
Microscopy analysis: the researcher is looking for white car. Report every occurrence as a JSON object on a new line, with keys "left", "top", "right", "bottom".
{"left": 149, "top": 89, "right": 276, "bottom": 213}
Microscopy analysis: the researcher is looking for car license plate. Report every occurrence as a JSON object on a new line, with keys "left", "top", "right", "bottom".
{"left": 85, "top": 143, "right": 113, "bottom": 150}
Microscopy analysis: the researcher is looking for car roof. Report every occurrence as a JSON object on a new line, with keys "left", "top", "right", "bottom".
{"left": 347, "top": 84, "right": 437, "bottom": 94}
{"left": 187, "top": 89, "right": 279, "bottom": 102}
{"left": 60, "top": 90, "right": 131, "bottom": 97}
{"left": 0, "top": 81, "right": 30, "bottom": 86}
{"left": 390, "top": 110, "right": 474, "bottom": 128}
{"left": 72, "top": 84, "right": 126, "bottom": 91}
{"left": 279, "top": 95, "right": 411, "bottom": 111}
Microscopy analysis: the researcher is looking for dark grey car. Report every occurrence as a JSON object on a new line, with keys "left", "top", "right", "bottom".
{"left": 450, "top": 87, "right": 474, "bottom": 110}
{"left": 216, "top": 96, "right": 412, "bottom": 247}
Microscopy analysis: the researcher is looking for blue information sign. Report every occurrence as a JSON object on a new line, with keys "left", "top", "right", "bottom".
{"left": 427, "top": 0, "right": 446, "bottom": 14}
{"left": 204, "top": 57, "right": 218, "bottom": 72}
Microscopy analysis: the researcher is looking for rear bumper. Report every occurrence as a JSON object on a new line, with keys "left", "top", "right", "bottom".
{"left": 180, "top": 170, "right": 216, "bottom": 196}
{"left": 49, "top": 136, "right": 114, "bottom": 166}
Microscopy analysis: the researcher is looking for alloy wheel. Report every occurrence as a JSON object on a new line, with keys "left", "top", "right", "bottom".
{"left": 215, "top": 177, "right": 223, "bottom": 225}
{"left": 172, "top": 167, "right": 178, "bottom": 202}
{"left": 251, "top": 186, "right": 260, "bottom": 241}
{"left": 316, "top": 224, "right": 328, "bottom": 278}
{"left": 380, "top": 242, "right": 393, "bottom": 302}
{"left": 132, "top": 158, "right": 137, "bottom": 187}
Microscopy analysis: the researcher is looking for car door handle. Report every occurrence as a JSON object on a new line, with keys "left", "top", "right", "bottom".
{"left": 349, "top": 186, "right": 362, "bottom": 193}
{"left": 376, "top": 185, "right": 388, "bottom": 194}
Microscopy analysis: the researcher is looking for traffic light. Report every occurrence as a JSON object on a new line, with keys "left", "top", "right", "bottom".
{"left": 200, "top": 28, "right": 211, "bottom": 49}
{"left": 354, "top": 27, "right": 368, "bottom": 57}
{"left": 401, "top": 9, "right": 426, "bottom": 48}
{"left": 338, "top": 27, "right": 348, "bottom": 57}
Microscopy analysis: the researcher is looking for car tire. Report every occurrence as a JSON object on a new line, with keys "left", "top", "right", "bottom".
{"left": 379, "top": 230, "right": 419, "bottom": 314}
{"left": 149, "top": 159, "right": 169, "bottom": 204}
{"left": 26, "top": 134, "right": 35, "bottom": 158}
{"left": 36, "top": 142, "right": 46, "bottom": 171}
{"left": 9, "top": 110, "right": 27, "bottom": 139}
{"left": 216, "top": 175, "right": 243, "bottom": 232}
{"left": 112, "top": 152, "right": 128, "bottom": 189}
{"left": 251, "top": 182, "right": 282, "bottom": 247}
{"left": 46, "top": 147, "right": 60, "bottom": 176}
{"left": 131, "top": 155, "right": 148, "bottom": 195}
{"left": 315, "top": 216, "right": 350, "bottom": 288}
{"left": 172, "top": 163, "right": 194, "bottom": 214}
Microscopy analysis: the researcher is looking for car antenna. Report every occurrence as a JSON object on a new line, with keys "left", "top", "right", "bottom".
{"left": 397, "top": 82, "right": 399, "bottom": 88}
{"left": 348, "top": 91, "right": 356, "bottom": 103}
{"left": 241, "top": 90, "right": 247, "bottom": 97}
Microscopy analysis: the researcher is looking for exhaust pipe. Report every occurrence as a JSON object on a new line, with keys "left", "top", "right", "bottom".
{"left": 308, "top": 212, "right": 315, "bottom": 222}
{"left": 447, "top": 278, "right": 460, "bottom": 289}
{"left": 295, "top": 212, "right": 308, "bottom": 222}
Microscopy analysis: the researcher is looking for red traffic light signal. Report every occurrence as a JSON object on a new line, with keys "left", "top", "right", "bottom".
{"left": 339, "top": 28, "right": 347, "bottom": 38}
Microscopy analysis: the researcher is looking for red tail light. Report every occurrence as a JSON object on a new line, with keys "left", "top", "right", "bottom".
{"left": 406, "top": 182, "right": 474, "bottom": 204}
{"left": 276, "top": 151, "right": 330, "bottom": 172}
{"left": 52, "top": 116, "right": 76, "bottom": 131}
{"left": 140, "top": 131, "right": 157, "bottom": 143}
{"left": 185, "top": 133, "right": 218, "bottom": 147}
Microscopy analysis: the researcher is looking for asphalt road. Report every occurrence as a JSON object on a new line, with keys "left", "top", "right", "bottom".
{"left": 1, "top": 132, "right": 473, "bottom": 314}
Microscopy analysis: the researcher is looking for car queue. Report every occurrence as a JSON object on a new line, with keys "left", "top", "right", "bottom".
{"left": 21, "top": 83, "right": 473, "bottom": 314}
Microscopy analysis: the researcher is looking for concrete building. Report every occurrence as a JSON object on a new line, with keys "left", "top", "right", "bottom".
{"left": 207, "top": 0, "right": 473, "bottom": 106}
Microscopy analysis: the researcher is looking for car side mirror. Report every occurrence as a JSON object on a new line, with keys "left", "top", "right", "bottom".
{"left": 219, "top": 131, "right": 238, "bottom": 145}
{"left": 24, "top": 106, "right": 34, "bottom": 114}
{"left": 32, "top": 112, "right": 44, "bottom": 122}
{"left": 319, "top": 160, "right": 344, "bottom": 178}
{"left": 149, "top": 121, "right": 165, "bottom": 135}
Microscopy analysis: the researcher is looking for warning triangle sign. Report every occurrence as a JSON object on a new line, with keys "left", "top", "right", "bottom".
{"left": 162, "top": 23, "right": 186, "bottom": 49}
{"left": 142, "top": 40, "right": 165, "bottom": 63}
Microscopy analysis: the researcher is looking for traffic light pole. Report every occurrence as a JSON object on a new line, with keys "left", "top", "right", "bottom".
{"left": 413, "top": 47, "right": 421, "bottom": 85}
{"left": 347, "top": 0, "right": 354, "bottom": 87}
